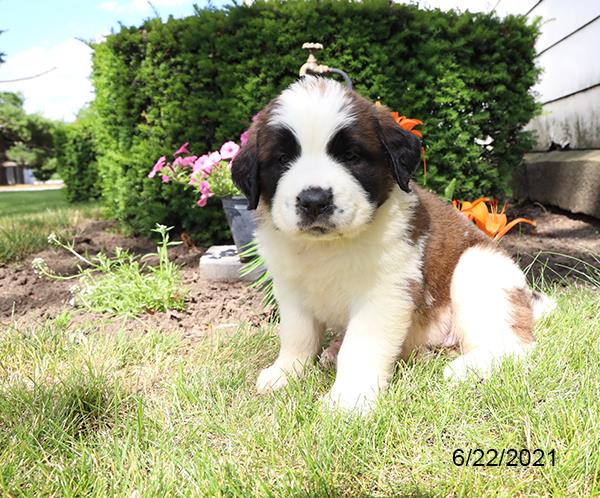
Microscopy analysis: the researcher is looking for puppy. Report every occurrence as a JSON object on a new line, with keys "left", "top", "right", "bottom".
{"left": 232, "top": 76, "right": 554, "bottom": 412}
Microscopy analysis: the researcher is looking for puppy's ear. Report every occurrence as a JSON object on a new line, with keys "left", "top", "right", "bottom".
{"left": 231, "top": 126, "right": 260, "bottom": 210}
{"left": 374, "top": 106, "right": 422, "bottom": 193}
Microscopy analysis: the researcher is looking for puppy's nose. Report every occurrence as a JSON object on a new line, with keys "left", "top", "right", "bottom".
{"left": 296, "top": 187, "right": 334, "bottom": 219}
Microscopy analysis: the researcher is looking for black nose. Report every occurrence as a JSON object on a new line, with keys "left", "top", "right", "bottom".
{"left": 296, "top": 187, "right": 334, "bottom": 219}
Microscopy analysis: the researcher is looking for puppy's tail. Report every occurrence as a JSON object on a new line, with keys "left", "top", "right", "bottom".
{"left": 532, "top": 291, "right": 557, "bottom": 321}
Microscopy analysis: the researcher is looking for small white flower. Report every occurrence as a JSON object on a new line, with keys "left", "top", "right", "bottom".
{"left": 47, "top": 233, "right": 59, "bottom": 245}
{"left": 31, "top": 257, "right": 48, "bottom": 274}
{"left": 474, "top": 136, "right": 494, "bottom": 146}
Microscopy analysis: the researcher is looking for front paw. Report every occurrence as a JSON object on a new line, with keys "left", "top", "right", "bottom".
{"left": 257, "top": 359, "right": 306, "bottom": 393}
{"left": 256, "top": 364, "right": 290, "bottom": 393}
{"left": 322, "top": 385, "right": 377, "bottom": 415}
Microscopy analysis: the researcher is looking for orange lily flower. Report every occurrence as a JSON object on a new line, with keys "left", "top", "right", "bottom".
{"left": 453, "top": 198, "right": 536, "bottom": 240}
{"left": 453, "top": 197, "right": 490, "bottom": 224}
{"left": 391, "top": 112, "right": 424, "bottom": 138}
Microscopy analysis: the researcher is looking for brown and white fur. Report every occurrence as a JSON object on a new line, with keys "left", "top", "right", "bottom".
{"left": 232, "top": 77, "right": 554, "bottom": 413}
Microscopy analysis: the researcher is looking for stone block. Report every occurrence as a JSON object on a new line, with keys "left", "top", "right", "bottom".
{"left": 513, "top": 150, "right": 600, "bottom": 219}
{"left": 199, "top": 245, "right": 265, "bottom": 282}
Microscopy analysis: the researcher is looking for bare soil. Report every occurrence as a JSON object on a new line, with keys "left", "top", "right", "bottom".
{"left": 500, "top": 203, "right": 600, "bottom": 283}
{"left": 0, "top": 220, "right": 270, "bottom": 337}
{"left": 1, "top": 204, "right": 598, "bottom": 334}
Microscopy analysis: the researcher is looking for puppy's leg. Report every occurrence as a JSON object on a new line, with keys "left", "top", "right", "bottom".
{"left": 444, "top": 246, "right": 539, "bottom": 381}
{"left": 256, "top": 288, "right": 321, "bottom": 393}
{"left": 324, "top": 296, "right": 413, "bottom": 412}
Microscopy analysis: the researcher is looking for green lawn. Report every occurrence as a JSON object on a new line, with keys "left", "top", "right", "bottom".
{"left": 0, "top": 189, "right": 99, "bottom": 263}
{"left": 0, "top": 285, "right": 597, "bottom": 496}
{"left": 0, "top": 189, "right": 70, "bottom": 218}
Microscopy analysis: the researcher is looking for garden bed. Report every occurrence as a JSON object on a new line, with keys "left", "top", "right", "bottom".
{"left": 0, "top": 204, "right": 598, "bottom": 334}
{"left": 0, "top": 219, "right": 270, "bottom": 336}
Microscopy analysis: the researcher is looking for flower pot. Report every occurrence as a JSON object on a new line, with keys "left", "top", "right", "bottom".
{"left": 221, "top": 196, "right": 257, "bottom": 254}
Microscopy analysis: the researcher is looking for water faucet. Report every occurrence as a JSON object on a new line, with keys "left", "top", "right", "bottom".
{"left": 299, "top": 43, "right": 330, "bottom": 76}
{"left": 299, "top": 42, "right": 353, "bottom": 89}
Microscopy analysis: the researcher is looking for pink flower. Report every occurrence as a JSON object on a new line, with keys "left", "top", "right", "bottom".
{"left": 196, "top": 182, "right": 213, "bottom": 207}
{"left": 192, "top": 155, "right": 210, "bottom": 175}
{"left": 148, "top": 156, "right": 167, "bottom": 178}
{"left": 199, "top": 181, "right": 212, "bottom": 195}
{"left": 174, "top": 143, "right": 190, "bottom": 156}
{"left": 220, "top": 141, "right": 240, "bottom": 160}
{"left": 173, "top": 155, "right": 197, "bottom": 167}
{"left": 161, "top": 175, "right": 170, "bottom": 183}
{"left": 208, "top": 151, "right": 221, "bottom": 166}
{"left": 252, "top": 111, "right": 262, "bottom": 123}
{"left": 240, "top": 130, "right": 250, "bottom": 146}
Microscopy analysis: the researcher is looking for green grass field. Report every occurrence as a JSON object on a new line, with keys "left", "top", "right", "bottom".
{"left": 0, "top": 189, "right": 99, "bottom": 263}
{"left": 0, "top": 284, "right": 597, "bottom": 496}
{"left": 0, "top": 189, "right": 70, "bottom": 218}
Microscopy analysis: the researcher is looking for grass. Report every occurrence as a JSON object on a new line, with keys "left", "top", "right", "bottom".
{"left": 0, "top": 189, "right": 99, "bottom": 264}
{"left": 34, "top": 225, "right": 186, "bottom": 315}
{"left": 0, "top": 285, "right": 597, "bottom": 496}
{"left": 0, "top": 189, "right": 70, "bottom": 218}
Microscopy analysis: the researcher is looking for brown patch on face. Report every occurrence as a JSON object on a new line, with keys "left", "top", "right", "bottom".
{"left": 232, "top": 101, "right": 301, "bottom": 210}
{"left": 507, "top": 288, "right": 535, "bottom": 344}
{"left": 324, "top": 91, "right": 398, "bottom": 207}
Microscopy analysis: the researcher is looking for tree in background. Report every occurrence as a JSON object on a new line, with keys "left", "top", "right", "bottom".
{"left": 0, "top": 91, "right": 59, "bottom": 182}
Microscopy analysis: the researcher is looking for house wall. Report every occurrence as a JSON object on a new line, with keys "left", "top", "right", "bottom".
{"left": 528, "top": 0, "right": 600, "bottom": 150}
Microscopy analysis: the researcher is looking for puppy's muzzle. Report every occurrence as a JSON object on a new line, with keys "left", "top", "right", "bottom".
{"left": 296, "top": 187, "right": 335, "bottom": 228}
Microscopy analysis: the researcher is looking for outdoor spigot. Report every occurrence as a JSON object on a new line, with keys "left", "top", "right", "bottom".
{"left": 299, "top": 42, "right": 330, "bottom": 76}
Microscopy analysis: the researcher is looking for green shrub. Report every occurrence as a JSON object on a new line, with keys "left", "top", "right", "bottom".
{"left": 55, "top": 110, "right": 101, "bottom": 202}
{"left": 91, "top": 0, "right": 540, "bottom": 235}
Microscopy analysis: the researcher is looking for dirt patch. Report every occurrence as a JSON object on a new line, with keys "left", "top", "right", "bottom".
{"left": 0, "top": 204, "right": 598, "bottom": 334}
{"left": 0, "top": 219, "right": 271, "bottom": 336}
{"left": 500, "top": 203, "right": 600, "bottom": 284}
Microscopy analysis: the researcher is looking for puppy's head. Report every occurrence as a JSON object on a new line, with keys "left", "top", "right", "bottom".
{"left": 232, "top": 77, "right": 421, "bottom": 240}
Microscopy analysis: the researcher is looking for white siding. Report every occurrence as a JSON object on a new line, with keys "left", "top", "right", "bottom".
{"left": 526, "top": 85, "right": 600, "bottom": 150}
{"left": 533, "top": 0, "right": 600, "bottom": 53}
{"left": 528, "top": 0, "right": 600, "bottom": 149}
{"left": 533, "top": 20, "right": 600, "bottom": 104}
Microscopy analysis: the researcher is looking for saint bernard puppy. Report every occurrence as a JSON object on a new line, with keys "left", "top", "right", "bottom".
{"left": 232, "top": 76, "right": 554, "bottom": 412}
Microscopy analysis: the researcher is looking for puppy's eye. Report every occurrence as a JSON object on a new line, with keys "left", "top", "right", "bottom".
{"left": 342, "top": 151, "right": 360, "bottom": 162}
{"left": 278, "top": 154, "right": 291, "bottom": 165}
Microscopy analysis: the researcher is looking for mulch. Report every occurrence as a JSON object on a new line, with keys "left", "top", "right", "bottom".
{"left": 1, "top": 203, "right": 598, "bottom": 335}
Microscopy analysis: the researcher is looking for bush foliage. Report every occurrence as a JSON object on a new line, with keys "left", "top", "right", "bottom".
{"left": 91, "top": 0, "right": 540, "bottom": 235}
{"left": 54, "top": 110, "right": 102, "bottom": 202}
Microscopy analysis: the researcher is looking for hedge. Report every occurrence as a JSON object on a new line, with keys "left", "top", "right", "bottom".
{"left": 91, "top": 0, "right": 540, "bottom": 237}
{"left": 54, "top": 111, "right": 102, "bottom": 203}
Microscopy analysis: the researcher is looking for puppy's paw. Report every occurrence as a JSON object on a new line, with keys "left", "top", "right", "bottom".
{"left": 443, "top": 355, "right": 486, "bottom": 382}
{"left": 321, "top": 387, "right": 376, "bottom": 415}
{"left": 443, "top": 360, "right": 470, "bottom": 382}
{"left": 256, "top": 364, "right": 290, "bottom": 393}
